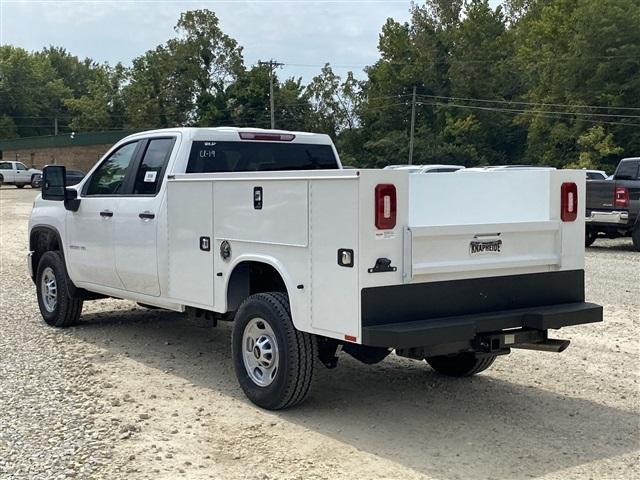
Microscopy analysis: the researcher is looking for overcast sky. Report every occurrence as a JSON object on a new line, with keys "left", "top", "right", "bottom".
{"left": 0, "top": 0, "right": 499, "bottom": 81}
{"left": 0, "top": 0, "right": 426, "bottom": 82}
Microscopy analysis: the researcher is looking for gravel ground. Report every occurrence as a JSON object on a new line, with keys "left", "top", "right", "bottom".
{"left": 1, "top": 187, "right": 638, "bottom": 480}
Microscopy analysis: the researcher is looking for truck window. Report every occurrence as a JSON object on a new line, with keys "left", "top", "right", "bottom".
{"left": 186, "top": 141, "right": 338, "bottom": 173}
{"left": 133, "top": 138, "right": 175, "bottom": 195}
{"left": 16, "top": 162, "right": 27, "bottom": 170}
{"left": 84, "top": 141, "right": 139, "bottom": 195}
{"left": 0, "top": 162, "right": 10, "bottom": 170}
{"left": 615, "top": 160, "right": 640, "bottom": 180}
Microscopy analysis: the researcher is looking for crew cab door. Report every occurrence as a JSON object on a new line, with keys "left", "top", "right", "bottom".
{"left": 113, "top": 137, "right": 176, "bottom": 297}
{"left": 0, "top": 162, "right": 13, "bottom": 182}
{"left": 14, "top": 162, "right": 32, "bottom": 183}
{"left": 66, "top": 140, "right": 142, "bottom": 289}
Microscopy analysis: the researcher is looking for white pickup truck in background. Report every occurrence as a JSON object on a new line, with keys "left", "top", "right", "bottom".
{"left": 0, "top": 160, "right": 41, "bottom": 188}
{"left": 28, "top": 127, "right": 602, "bottom": 409}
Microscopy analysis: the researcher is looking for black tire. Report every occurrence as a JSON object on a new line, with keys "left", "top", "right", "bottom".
{"left": 0, "top": 174, "right": 3, "bottom": 186}
{"left": 31, "top": 176, "right": 39, "bottom": 188}
{"left": 585, "top": 229, "right": 598, "bottom": 247}
{"left": 426, "top": 352, "right": 496, "bottom": 377}
{"left": 632, "top": 225, "right": 640, "bottom": 252}
{"left": 16, "top": 183, "right": 26, "bottom": 189}
{"left": 232, "top": 292, "right": 316, "bottom": 410}
{"left": 36, "top": 251, "right": 83, "bottom": 327}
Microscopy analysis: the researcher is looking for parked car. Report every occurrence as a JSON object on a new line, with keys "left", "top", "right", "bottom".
{"left": 0, "top": 161, "right": 42, "bottom": 188}
{"left": 31, "top": 169, "right": 85, "bottom": 188}
{"left": 585, "top": 157, "right": 640, "bottom": 250}
{"left": 461, "top": 165, "right": 555, "bottom": 172}
{"left": 384, "top": 164, "right": 465, "bottom": 173}
{"left": 29, "top": 127, "right": 602, "bottom": 410}
{"left": 584, "top": 169, "right": 607, "bottom": 181}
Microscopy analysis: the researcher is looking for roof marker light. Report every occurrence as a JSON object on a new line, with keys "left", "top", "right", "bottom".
{"left": 238, "top": 132, "right": 295, "bottom": 141}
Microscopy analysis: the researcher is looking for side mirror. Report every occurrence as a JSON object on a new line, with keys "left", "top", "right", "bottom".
{"left": 42, "top": 165, "right": 81, "bottom": 212}
{"left": 42, "top": 166, "right": 66, "bottom": 201}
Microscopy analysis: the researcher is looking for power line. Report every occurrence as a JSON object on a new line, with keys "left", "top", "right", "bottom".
{"left": 416, "top": 94, "right": 640, "bottom": 112}
{"left": 422, "top": 101, "right": 640, "bottom": 128}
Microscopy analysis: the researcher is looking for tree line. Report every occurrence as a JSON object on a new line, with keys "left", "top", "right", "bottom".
{"left": 1, "top": 0, "right": 639, "bottom": 171}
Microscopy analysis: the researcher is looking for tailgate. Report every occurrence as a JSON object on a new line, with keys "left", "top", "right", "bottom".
{"left": 405, "top": 169, "right": 583, "bottom": 280}
{"left": 586, "top": 179, "right": 615, "bottom": 211}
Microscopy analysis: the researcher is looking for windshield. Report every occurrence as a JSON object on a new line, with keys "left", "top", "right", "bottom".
{"left": 187, "top": 141, "right": 339, "bottom": 173}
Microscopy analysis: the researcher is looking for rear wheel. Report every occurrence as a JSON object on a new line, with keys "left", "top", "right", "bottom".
{"left": 632, "top": 225, "right": 640, "bottom": 252}
{"left": 36, "top": 251, "right": 83, "bottom": 327}
{"left": 585, "top": 229, "right": 598, "bottom": 247}
{"left": 0, "top": 174, "right": 3, "bottom": 186}
{"left": 232, "top": 292, "right": 315, "bottom": 410}
{"left": 426, "top": 352, "right": 496, "bottom": 377}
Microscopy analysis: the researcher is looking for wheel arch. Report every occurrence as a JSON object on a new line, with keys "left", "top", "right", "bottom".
{"left": 30, "top": 225, "right": 65, "bottom": 280}
{"left": 225, "top": 255, "right": 297, "bottom": 322}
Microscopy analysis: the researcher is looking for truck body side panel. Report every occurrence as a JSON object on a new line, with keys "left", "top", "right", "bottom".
{"left": 167, "top": 180, "right": 215, "bottom": 308}
{"left": 214, "top": 180, "right": 309, "bottom": 247}
{"left": 309, "top": 179, "right": 359, "bottom": 338}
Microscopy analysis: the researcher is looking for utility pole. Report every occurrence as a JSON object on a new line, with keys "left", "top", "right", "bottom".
{"left": 408, "top": 86, "right": 417, "bottom": 165}
{"left": 54, "top": 116, "right": 58, "bottom": 136}
{"left": 258, "top": 59, "right": 283, "bottom": 129}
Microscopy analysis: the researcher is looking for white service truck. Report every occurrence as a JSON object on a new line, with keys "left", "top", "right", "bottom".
{"left": 29, "top": 127, "right": 602, "bottom": 409}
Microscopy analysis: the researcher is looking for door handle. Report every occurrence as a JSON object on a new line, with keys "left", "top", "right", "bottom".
{"left": 99, "top": 210, "right": 113, "bottom": 218}
{"left": 139, "top": 211, "right": 155, "bottom": 220}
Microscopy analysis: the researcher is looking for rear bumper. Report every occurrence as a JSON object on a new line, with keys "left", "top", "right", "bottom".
{"left": 585, "top": 210, "right": 629, "bottom": 225}
{"left": 361, "top": 302, "right": 603, "bottom": 348}
{"left": 360, "top": 270, "right": 602, "bottom": 350}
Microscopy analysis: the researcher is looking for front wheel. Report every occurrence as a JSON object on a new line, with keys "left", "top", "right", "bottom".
{"left": 585, "top": 229, "right": 598, "bottom": 247}
{"left": 16, "top": 183, "right": 26, "bottom": 189}
{"left": 426, "top": 352, "right": 496, "bottom": 377}
{"left": 232, "top": 292, "right": 316, "bottom": 410}
{"left": 36, "top": 251, "right": 83, "bottom": 327}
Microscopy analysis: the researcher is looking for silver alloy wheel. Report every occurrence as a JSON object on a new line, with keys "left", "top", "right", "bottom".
{"left": 242, "top": 317, "right": 279, "bottom": 387}
{"left": 41, "top": 267, "right": 58, "bottom": 313}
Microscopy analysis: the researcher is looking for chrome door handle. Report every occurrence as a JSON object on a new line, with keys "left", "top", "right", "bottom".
{"left": 99, "top": 210, "right": 113, "bottom": 218}
{"left": 139, "top": 211, "right": 155, "bottom": 220}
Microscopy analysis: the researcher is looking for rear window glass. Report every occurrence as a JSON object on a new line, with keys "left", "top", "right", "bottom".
{"left": 186, "top": 141, "right": 338, "bottom": 173}
{"left": 615, "top": 160, "right": 640, "bottom": 179}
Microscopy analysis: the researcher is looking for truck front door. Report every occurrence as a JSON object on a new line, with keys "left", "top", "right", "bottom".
{"left": 14, "top": 162, "right": 32, "bottom": 184}
{"left": 67, "top": 141, "right": 142, "bottom": 289}
{"left": 113, "top": 137, "right": 176, "bottom": 297}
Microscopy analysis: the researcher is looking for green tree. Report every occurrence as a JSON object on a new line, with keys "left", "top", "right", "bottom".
{"left": 65, "top": 64, "right": 126, "bottom": 132}
{"left": 568, "top": 126, "right": 624, "bottom": 170}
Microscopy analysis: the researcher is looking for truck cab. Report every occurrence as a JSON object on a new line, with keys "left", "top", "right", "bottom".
{"left": 28, "top": 127, "right": 602, "bottom": 409}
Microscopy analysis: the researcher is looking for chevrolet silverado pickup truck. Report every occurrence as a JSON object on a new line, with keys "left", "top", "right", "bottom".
{"left": 29, "top": 127, "right": 602, "bottom": 409}
{"left": 0, "top": 160, "right": 41, "bottom": 188}
{"left": 585, "top": 157, "right": 640, "bottom": 250}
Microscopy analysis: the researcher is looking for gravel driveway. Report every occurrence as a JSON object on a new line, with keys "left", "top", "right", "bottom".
{"left": 1, "top": 187, "right": 638, "bottom": 480}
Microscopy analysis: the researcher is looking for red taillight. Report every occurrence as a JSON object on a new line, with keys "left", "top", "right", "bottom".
{"left": 238, "top": 132, "right": 295, "bottom": 141}
{"left": 375, "top": 184, "right": 397, "bottom": 230}
{"left": 614, "top": 186, "right": 629, "bottom": 208}
{"left": 561, "top": 182, "right": 578, "bottom": 222}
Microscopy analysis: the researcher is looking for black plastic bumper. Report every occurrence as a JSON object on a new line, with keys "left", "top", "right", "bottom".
{"left": 361, "top": 301, "right": 602, "bottom": 348}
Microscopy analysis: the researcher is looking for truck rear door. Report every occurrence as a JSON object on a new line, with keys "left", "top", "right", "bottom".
{"left": 404, "top": 169, "right": 584, "bottom": 282}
